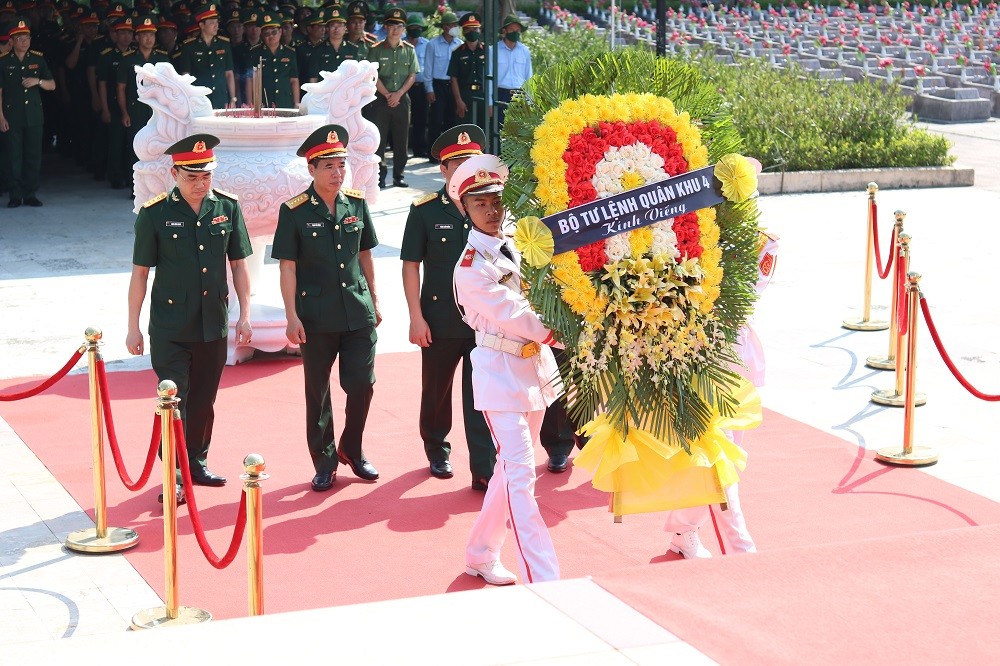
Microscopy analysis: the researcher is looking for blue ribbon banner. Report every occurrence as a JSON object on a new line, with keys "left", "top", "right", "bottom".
{"left": 541, "top": 165, "right": 725, "bottom": 255}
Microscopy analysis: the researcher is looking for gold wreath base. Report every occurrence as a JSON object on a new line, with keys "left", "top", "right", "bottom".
{"left": 573, "top": 378, "right": 762, "bottom": 518}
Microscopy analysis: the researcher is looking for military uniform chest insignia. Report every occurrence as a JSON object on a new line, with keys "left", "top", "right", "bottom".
{"left": 170, "top": 191, "right": 180, "bottom": 201}
{"left": 211, "top": 215, "right": 229, "bottom": 224}
{"left": 413, "top": 192, "right": 436, "bottom": 206}
{"left": 440, "top": 194, "right": 449, "bottom": 205}
{"left": 460, "top": 248, "right": 476, "bottom": 267}
{"left": 310, "top": 195, "right": 319, "bottom": 206}
{"left": 343, "top": 215, "right": 359, "bottom": 225}
{"left": 143, "top": 191, "right": 168, "bottom": 207}
{"left": 286, "top": 192, "right": 309, "bottom": 209}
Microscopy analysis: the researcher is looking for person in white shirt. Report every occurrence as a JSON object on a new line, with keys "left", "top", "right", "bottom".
{"left": 452, "top": 154, "right": 562, "bottom": 585}
{"left": 423, "top": 11, "right": 461, "bottom": 160}
{"left": 493, "top": 14, "right": 532, "bottom": 130}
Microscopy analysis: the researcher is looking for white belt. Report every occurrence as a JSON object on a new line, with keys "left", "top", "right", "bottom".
{"left": 476, "top": 332, "right": 539, "bottom": 359}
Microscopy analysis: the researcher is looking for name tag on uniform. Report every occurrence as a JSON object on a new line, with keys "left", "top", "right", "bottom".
{"left": 306, "top": 222, "right": 325, "bottom": 228}
{"left": 165, "top": 221, "right": 184, "bottom": 227}
{"left": 434, "top": 224, "right": 454, "bottom": 230}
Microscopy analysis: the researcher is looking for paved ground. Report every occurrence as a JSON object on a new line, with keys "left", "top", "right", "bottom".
{"left": 2, "top": 118, "right": 999, "bottom": 661}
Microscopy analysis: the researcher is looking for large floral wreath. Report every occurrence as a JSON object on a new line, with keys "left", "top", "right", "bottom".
{"left": 502, "top": 51, "right": 763, "bottom": 517}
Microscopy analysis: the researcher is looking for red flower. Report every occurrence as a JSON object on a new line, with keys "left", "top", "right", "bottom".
{"left": 673, "top": 212, "right": 703, "bottom": 259}
{"left": 576, "top": 240, "right": 608, "bottom": 272}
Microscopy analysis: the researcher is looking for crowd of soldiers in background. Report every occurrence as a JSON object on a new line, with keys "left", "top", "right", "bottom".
{"left": 1, "top": 0, "right": 525, "bottom": 195}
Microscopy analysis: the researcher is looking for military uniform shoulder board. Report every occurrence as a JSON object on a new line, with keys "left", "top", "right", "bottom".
{"left": 212, "top": 187, "right": 238, "bottom": 200}
{"left": 100, "top": 47, "right": 112, "bottom": 55}
{"left": 30, "top": 49, "right": 44, "bottom": 57}
{"left": 183, "top": 36, "right": 196, "bottom": 44}
{"left": 218, "top": 35, "right": 230, "bottom": 42}
{"left": 342, "top": 188, "right": 364, "bottom": 199}
{"left": 285, "top": 192, "right": 310, "bottom": 209}
{"left": 402, "top": 40, "right": 414, "bottom": 48}
{"left": 123, "top": 48, "right": 135, "bottom": 56}
{"left": 459, "top": 248, "right": 476, "bottom": 267}
{"left": 143, "top": 191, "right": 168, "bottom": 208}
{"left": 0, "top": 52, "right": 8, "bottom": 59}
{"left": 154, "top": 49, "right": 168, "bottom": 55}
{"left": 413, "top": 192, "right": 437, "bottom": 207}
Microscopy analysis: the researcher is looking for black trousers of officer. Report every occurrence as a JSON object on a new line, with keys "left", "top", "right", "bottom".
{"left": 408, "top": 81, "right": 429, "bottom": 157}
{"left": 541, "top": 348, "right": 581, "bottom": 458}
{"left": 459, "top": 85, "right": 487, "bottom": 133}
{"left": 373, "top": 93, "right": 411, "bottom": 184}
{"left": 92, "top": 113, "right": 109, "bottom": 179}
{"left": 496, "top": 87, "right": 519, "bottom": 134}
{"left": 2, "top": 124, "right": 43, "bottom": 200}
{"left": 427, "top": 79, "right": 456, "bottom": 148}
{"left": 107, "top": 115, "right": 130, "bottom": 188}
{"left": 420, "top": 337, "right": 495, "bottom": 480}
{"left": 151, "top": 337, "right": 228, "bottom": 472}
{"left": 299, "top": 326, "right": 376, "bottom": 474}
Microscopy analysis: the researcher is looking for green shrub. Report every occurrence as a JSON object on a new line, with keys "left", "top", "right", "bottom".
{"left": 522, "top": 24, "right": 612, "bottom": 72}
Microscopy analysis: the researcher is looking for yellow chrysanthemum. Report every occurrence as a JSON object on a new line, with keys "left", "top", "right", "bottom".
{"left": 620, "top": 170, "right": 645, "bottom": 191}
{"left": 714, "top": 153, "right": 758, "bottom": 203}
{"left": 628, "top": 227, "right": 653, "bottom": 258}
{"left": 513, "top": 216, "right": 555, "bottom": 268}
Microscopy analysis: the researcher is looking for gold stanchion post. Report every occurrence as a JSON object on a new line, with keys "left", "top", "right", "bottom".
{"left": 872, "top": 234, "right": 927, "bottom": 407}
{"left": 132, "top": 380, "right": 212, "bottom": 629}
{"left": 866, "top": 210, "right": 907, "bottom": 370}
{"left": 843, "top": 182, "right": 890, "bottom": 331}
{"left": 241, "top": 453, "right": 268, "bottom": 616}
{"left": 876, "top": 273, "right": 939, "bottom": 466}
{"left": 66, "top": 327, "right": 140, "bottom": 553}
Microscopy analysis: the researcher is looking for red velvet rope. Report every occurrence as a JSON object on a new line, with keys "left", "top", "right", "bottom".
{"left": 0, "top": 347, "right": 85, "bottom": 401}
{"left": 173, "top": 418, "right": 248, "bottom": 569}
{"left": 871, "top": 201, "right": 896, "bottom": 280}
{"left": 708, "top": 504, "right": 727, "bottom": 556}
{"left": 95, "top": 360, "right": 161, "bottom": 491}
{"left": 896, "top": 249, "right": 909, "bottom": 337}
{"left": 920, "top": 297, "right": 1000, "bottom": 402}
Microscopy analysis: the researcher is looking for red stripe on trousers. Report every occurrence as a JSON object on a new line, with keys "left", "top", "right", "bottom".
{"left": 483, "top": 411, "right": 534, "bottom": 584}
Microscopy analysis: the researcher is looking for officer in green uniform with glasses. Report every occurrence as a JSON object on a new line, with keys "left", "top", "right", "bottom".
{"left": 401, "top": 124, "right": 495, "bottom": 490}
{"left": 245, "top": 12, "right": 299, "bottom": 107}
{"left": 127, "top": 134, "right": 253, "bottom": 499}
{"left": 271, "top": 125, "right": 382, "bottom": 492}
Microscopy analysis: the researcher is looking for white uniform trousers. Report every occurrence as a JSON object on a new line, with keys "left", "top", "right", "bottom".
{"left": 662, "top": 430, "right": 757, "bottom": 554}
{"left": 466, "top": 409, "right": 560, "bottom": 583}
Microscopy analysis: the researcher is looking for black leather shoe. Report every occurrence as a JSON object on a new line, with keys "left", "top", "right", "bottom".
{"left": 7, "top": 198, "right": 21, "bottom": 208}
{"left": 190, "top": 467, "right": 227, "bottom": 486}
{"left": 337, "top": 451, "right": 379, "bottom": 480}
{"left": 471, "top": 477, "right": 489, "bottom": 492}
{"left": 157, "top": 483, "right": 186, "bottom": 505}
{"left": 378, "top": 180, "right": 388, "bottom": 189}
{"left": 393, "top": 178, "right": 408, "bottom": 188}
{"left": 429, "top": 460, "right": 454, "bottom": 479}
{"left": 24, "top": 197, "right": 42, "bottom": 207}
{"left": 547, "top": 454, "right": 569, "bottom": 473}
{"left": 311, "top": 471, "right": 335, "bottom": 492}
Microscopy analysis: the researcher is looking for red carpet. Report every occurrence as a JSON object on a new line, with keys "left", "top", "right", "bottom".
{"left": 3, "top": 352, "right": 1000, "bottom": 650}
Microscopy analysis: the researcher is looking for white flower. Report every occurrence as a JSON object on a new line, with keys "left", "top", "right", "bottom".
{"left": 605, "top": 234, "right": 630, "bottom": 261}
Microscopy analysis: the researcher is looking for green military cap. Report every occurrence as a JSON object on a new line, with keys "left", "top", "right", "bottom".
{"left": 278, "top": 0, "right": 296, "bottom": 12}
{"left": 406, "top": 12, "right": 424, "bottom": 28}
{"left": 136, "top": 0, "right": 156, "bottom": 12}
{"left": 106, "top": 2, "right": 126, "bottom": 18}
{"left": 297, "top": 124, "right": 349, "bottom": 161}
{"left": 501, "top": 13, "right": 525, "bottom": 30}
{"left": 79, "top": 8, "right": 100, "bottom": 23}
{"left": 345, "top": 0, "right": 366, "bottom": 19}
{"left": 112, "top": 15, "right": 134, "bottom": 30}
{"left": 382, "top": 6, "right": 404, "bottom": 25}
{"left": 459, "top": 11, "right": 480, "bottom": 31}
{"left": 324, "top": 4, "right": 344, "bottom": 23}
{"left": 192, "top": 3, "right": 219, "bottom": 22}
{"left": 431, "top": 124, "right": 485, "bottom": 162}
{"left": 305, "top": 7, "right": 325, "bottom": 25}
{"left": 134, "top": 14, "right": 157, "bottom": 31}
{"left": 158, "top": 17, "right": 178, "bottom": 30}
{"left": 165, "top": 133, "right": 221, "bottom": 171}
{"left": 171, "top": 0, "right": 191, "bottom": 16}
{"left": 280, "top": 10, "right": 294, "bottom": 24}
{"left": 225, "top": 7, "right": 241, "bottom": 22}
{"left": 240, "top": 8, "right": 258, "bottom": 25}
{"left": 438, "top": 11, "right": 457, "bottom": 25}
{"left": 257, "top": 10, "right": 279, "bottom": 28}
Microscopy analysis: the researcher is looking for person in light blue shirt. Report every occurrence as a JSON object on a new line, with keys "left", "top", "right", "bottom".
{"left": 406, "top": 13, "right": 431, "bottom": 158}
{"left": 423, "top": 11, "right": 461, "bottom": 160}
{"left": 492, "top": 14, "right": 532, "bottom": 131}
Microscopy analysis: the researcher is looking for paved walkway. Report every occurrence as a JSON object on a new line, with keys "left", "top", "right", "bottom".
{"left": 1, "top": 119, "right": 998, "bottom": 662}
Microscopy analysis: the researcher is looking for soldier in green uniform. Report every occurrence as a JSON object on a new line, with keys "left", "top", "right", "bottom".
{"left": 245, "top": 12, "right": 298, "bottom": 108}
{"left": 448, "top": 12, "right": 486, "bottom": 133}
{"left": 294, "top": 7, "right": 324, "bottom": 83}
{"left": 96, "top": 16, "right": 134, "bottom": 190}
{"left": 400, "top": 124, "right": 495, "bottom": 489}
{"left": 118, "top": 16, "right": 170, "bottom": 183}
{"left": 175, "top": 3, "right": 237, "bottom": 108}
{"left": 271, "top": 124, "right": 382, "bottom": 491}
{"left": 371, "top": 6, "right": 418, "bottom": 189}
{"left": 232, "top": 9, "right": 261, "bottom": 98}
{"left": 305, "top": 5, "right": 358, "bottom": 83}
{"left": 0, "top": 18, "right": 55, "bottom": 207}
{"left": 127, "top": 134, "right": 253, "bottom": 498}
{"left": 344, "top": 0, "right": 373, "bottom": 59}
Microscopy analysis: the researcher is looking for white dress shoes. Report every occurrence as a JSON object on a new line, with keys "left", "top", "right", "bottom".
{"left": 670, "top": 530, "right": 712, "bottom": 559}
{"left": 465, "top": 561, "right": 517, "bottom": 585}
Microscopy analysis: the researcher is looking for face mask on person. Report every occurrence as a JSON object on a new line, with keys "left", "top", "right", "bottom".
{"left": 407, "top": 27, "right": 421, "bottom": 38}
{"left": 447, "top": 26, "right": 459, "bottom": 37}
{"left": 505, "top": 29, "right": 520, "bottom": 42}
{"left": 465, "top": 30, "right": 479, "bottom": 42}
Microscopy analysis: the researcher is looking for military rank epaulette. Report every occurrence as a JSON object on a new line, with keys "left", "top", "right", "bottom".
{"left": 154, "top": 49, "right": 169, "bottom": 55}
{"left": 143, "top": 191, "right": 168, "bottom": 208}
{"left": 218, "top": 35, "right": 230, "bottom": 42}
{"left": 285, "top": 192, "right": 310, "bottom": 209}
{"left": 100, "top": 47, "right": 112, "bottom": 55}
{"left": 413, "top": 192, "right": 437, "bottom": 207}
{"left": 0, "top": 52, "right": 8, "bottom": 59}
{"left": 459, "top": 247, "right": 476, "bottom": 267}
{"left": 212, "top": 187, "right": 238, "bottom": 200}
{"left": 122, "top": 48, "right": 135, "bottom": 56}
{"left": 342, "top": 188, "right": 364, "bottom": 199}
{"left": 30, "top": 49, "right": 44, "bottom": 57}
{"left": 183, "top": 36, "right": 196, "bottom": 44}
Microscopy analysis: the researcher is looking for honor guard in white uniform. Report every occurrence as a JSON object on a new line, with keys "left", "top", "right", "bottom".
{"left": 451, "top": 155, "right": 562, "bottom": 585}
{"left": 664, "top": 231, "right": 779, "bottom": 558}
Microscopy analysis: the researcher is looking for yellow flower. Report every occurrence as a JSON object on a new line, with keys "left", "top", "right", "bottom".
{"left": 620, "top": 170, "right": 645, "bottom": 191}
{"left": 714, "top": 154, "right": 758, "bottom": 203}
{"left": 513, "top": 216, "right": 555, "bottom": 268}
{"left": 628, "top": 227, "right": 653, "bottom": 257}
